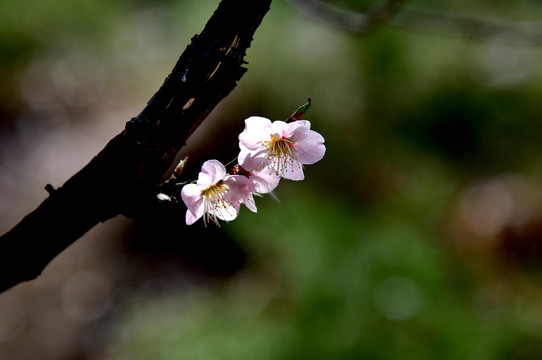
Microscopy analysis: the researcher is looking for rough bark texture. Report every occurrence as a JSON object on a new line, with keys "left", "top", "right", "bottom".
{"left": 0, "top": 0, "right": 272, "bottom": 293}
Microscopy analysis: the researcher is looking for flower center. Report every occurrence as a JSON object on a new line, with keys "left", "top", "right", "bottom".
{"left": 201, "top": 180, "right": 233, "bottom": 226}
{"left": 263, "top": 135, "right": 297, "bottom": 176}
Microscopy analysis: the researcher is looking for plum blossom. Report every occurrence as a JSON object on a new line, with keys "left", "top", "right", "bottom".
{"left": 238, "top": 116, "right": 325, "bottom": 181}
{"left": 181, "top": 160, "right": 257, "bottom": 226}
{"left": 230, "top": 164, "right": 281, "bottom": 194}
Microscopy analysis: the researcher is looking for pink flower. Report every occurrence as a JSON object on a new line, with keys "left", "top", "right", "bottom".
{"left": 230, "top": 164, "right": 281, "bottom": 194}
{"left": 238, "top": 116, "right": 326, "bottom": 181}
{"left": 181, "top": 160, "right": 257, "bottom": 226}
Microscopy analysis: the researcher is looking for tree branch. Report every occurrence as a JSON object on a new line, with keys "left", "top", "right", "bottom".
{"left": 0, "top": 0, "right": 272, "bottom": 293}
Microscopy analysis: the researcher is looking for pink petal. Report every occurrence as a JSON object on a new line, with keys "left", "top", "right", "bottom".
{"left": 238, "top": 147, "right": 268, "bottom": 172}
{"left": 269, "top": 120, "right": 289, "bottom": 138}
{"left": 224, "top": 175, "right": 258, "bottom": 213}
{"left": 197, "top": 172, "right": 212, "bottom": 187}
{"left": 181, "top": 184, "right": 204, "bottom": 222}
{"left": 186, "top": 210, "right": 199, "bottom": 225}
{"left": 294, "top": 120, "right": 312, "bottom": 128}
{"left": 281, "top": 160, "right": 305, "bottom": 181}
{"left": 287, "top": 120, "right": 311, "bottom": 142}
{"left": 214, "top": 206, "right": 238, "bottom": 221}
{"left": 294, "top": 130, "right": 326, "bottom": 165}
{"left": 249, "top": 170, "right": 280, "bottom": 194}
{"left": 239, "top": 116, "right": 272, "bottom": 150}
{"left": 225, "top": 174, "right": 256, "bottom": 196}
{"left": 244, "top": 195, "right": 257, "bottom": 213}
{"left": 200, "top": 160, "right": 227, "bottom": 185}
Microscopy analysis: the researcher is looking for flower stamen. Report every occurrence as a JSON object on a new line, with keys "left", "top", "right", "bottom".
{"left": 201, "top": 181, "right": 233, "bottom": 226}
{"left": 263, "top": 135, "right": 299, "bottom": 176}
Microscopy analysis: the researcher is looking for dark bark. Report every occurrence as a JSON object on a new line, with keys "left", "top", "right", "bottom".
{"left": 0, "top": 0, "right": 272, "bottom": 293}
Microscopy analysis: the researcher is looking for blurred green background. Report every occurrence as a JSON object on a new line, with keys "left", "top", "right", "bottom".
{"left": 3, "top": 0, "right": 542, "bottom": 359}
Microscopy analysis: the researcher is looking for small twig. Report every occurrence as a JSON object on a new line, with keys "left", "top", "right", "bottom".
{"left": 288, "top": 0, "right": 405, "bottom": 33}
{"left": 289, "top": 0, "right": 542, "bottom": 45}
